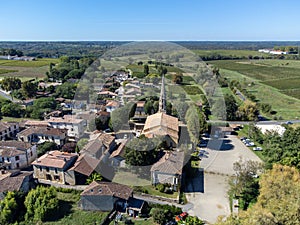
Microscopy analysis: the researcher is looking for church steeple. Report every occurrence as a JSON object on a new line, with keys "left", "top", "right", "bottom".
{"left": 159, "top": 74, "right": 166, "bottom": 113}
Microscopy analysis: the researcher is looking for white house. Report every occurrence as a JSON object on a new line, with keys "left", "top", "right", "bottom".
{"left": 0, "top": 122, "right": 19, "bottom": 141}
{"left": 0, "top": 141, "right": 37, "bottom": 170}
{"left": 17, "top": 127, "right": 67, "bottom": 147}
{"left": 47, "top": 115, "right": 86, "bottom": 139}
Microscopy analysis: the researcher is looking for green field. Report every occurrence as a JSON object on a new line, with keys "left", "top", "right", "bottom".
{"left": 0, "top": 68, "right": 18, "bottom": 74}
{"left": 194, "top": 49, "right": 268, "bottom": 58}
{"left": 209, "top": 59, "right": 300, "bottom": 101}
{"left": 0, "top": 58, "right": 59, "bottom": 67}
{"left": 217, "top": 68, "right": 300, "bottom": 119}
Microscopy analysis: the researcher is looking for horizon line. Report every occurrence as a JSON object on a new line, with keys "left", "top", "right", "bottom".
{"left": 1, "top": 39, "right": 300, "bottom": 42}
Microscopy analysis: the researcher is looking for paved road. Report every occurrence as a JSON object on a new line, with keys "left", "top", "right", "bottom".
{"left": 185, "top": 135, "right": 262, "bottom": 224}
{"left": 208, "top": 120, "right": 300, "bottom": 125}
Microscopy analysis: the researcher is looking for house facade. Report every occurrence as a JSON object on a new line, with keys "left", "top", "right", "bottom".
{"left": 0, "top": 171, "right": 34, "bottom": 200}
{"left": 80, "top": 181, "right": 133, "bottom": 211}
{"left": 151, "top": 151, "right": 185, "bottom": 191}
{"left": 17, "top": 126, "right": 67, "bottom": 147}
{"left": 32, "top": 150, "right": 78, "bottom": 184}
{"left": 0, "top": 141, "right": 37, "bottom": 170}
{"left": 0, "top": 122, "right": 19, "bottom": 141}
{"left": 47, "top": 115, "right": 86, "bottom": 139}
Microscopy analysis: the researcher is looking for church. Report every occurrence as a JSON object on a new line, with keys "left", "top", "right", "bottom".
{"left": 141, "top": 75, "right": 179, "bottom": 148}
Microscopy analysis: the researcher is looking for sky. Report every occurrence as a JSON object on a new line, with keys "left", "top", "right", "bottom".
{"left": 1, "top": 0, "right": 300, "bottom": 41}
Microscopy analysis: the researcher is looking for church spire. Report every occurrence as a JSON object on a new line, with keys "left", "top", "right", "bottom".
{"left": 159, "top": 74, "right": 166, "bottom": 113}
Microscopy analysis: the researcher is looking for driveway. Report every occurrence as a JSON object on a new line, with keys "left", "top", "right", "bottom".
{"left": 184, "top": 135, "right": 262, "bottom": 224}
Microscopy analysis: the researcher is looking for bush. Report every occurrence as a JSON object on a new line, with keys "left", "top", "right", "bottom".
{"left": 156, "top": 184, "right": 165, "bottom": 193}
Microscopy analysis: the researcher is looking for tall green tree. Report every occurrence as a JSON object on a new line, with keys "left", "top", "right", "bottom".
{"left": 0, "top": 191, "right": 18, "bottom": 225}
{"left": 144, "top": 64, "right": 149, "bottom": 76}
{"left": 22, "top": 81, "right": 37, "bottom": 98}
{"left": 25, "top": 186, "right": 59, "bottom": 222}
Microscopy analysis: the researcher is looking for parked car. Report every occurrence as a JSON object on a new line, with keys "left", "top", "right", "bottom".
{"left": 253, "top": 147, "right": 263, "bottom": 151}
{"left": 175, "top": 212, "right": 188, "bottom": 222}
{"left": 246, "top": 142, "right": 255, "bottom": 147}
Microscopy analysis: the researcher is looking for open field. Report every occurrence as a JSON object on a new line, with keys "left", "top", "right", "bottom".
{"left": 0, "top": 68, "right": 18, "bottom": 75}
{"left": 208, "top": 59, "right": 300, "bottom": 119}
{"left": 0, "top": 65, "right": 48, "bottom": 79}
{"left": 194, "top": 49, "right": 268, "bottom": 58}
{"left": 0, "top": 58, "right": 59, "bottom": 67}
{"left": 209, "top": 59, "right": 300, "bottom": 81}
{"left": 218, "top": 68, "right": 300, "bottom": 119}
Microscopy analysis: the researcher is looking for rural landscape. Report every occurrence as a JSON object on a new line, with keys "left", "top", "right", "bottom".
{"left": 1, "top": 1, "right": 300, "bottom": 225}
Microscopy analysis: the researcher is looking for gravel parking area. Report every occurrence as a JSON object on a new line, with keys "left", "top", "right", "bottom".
{"left": 184, "top": 135, "right": 262, "bottom": 224}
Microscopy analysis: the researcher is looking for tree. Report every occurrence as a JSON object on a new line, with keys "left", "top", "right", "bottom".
{"left": 37, "top": 142, "right": 58, "bottom": 156}
{"left": 0, "top": 77, "right": 21, "bottom": 92}
{"left": 144, "top": 64, "right": 149, "bottom": 76}
{"left": 173, "top": 73, "right": 183, "bottom": 84}
{"left": 224, "top": 94, "right": 238, "bottom": 121}
{"left": 76, "top": 138, "right": 89, "bottom": 152}
{"left": 86, "top": 172, "right": 103, "bottom": 184}
{"left": 28, "top": 97, "right": 57, "bottom": 119}
{"left": 24, "top": 186, "right": 59, "bottom": 222}
{"left": 55, "top": 82, "right": 77, "bottom": 99}
{"left": 1, "top": 102, "right": 24, "bottom": 118}
{"left": 185, "top": 215, "right": 205, "bottom": 225}
{"left": 150, "top": 208, "right": 166, "bottom": 224}
{"left": 22, "top": 81, "right": 37, "bottom": 98}
{"left": 237, "top": 100, "right": 259, "bottom": 121}
{"left": 0, "top": 191, "right": 18, "bottom": 225}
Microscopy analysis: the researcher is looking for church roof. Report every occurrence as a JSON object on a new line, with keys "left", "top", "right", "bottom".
{"left": 142, "top": 112, "right": 179, "bottom": 144}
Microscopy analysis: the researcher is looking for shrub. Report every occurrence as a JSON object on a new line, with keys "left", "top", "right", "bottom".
{"left": 156, "top": 184, "right": 165, "bottom": 193}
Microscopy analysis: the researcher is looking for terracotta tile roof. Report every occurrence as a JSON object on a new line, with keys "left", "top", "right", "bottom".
{"left": 0, "top": 122, "right": 18, "bottom": 133}
{"left": 0, "top": 147, "right": 24, "bottom": 157}
{"left": 69, "top": 154, "right": 99, "bottom": 176}
{"left": 0, "top": 141, "right": 33, "bottom": 150}
{"left": 0, "top": 171, "right": 33, "bottom": 193}
{"left": 18, "top": 127, "right": 67, "bottom": 137}
{"left": 151, "top": 151, "right": 185, "bottom": 175}
{"left": 142, "top": 112, "right": 179, "bottom": 144}
{"left": 136, "top": 101, "right": 145, "bottom": 107}
{"left": 80, "top": 138, "right": 105, "bottom": 156}
{"left": 97, "top": 133, "right": 115, "bottom": 148}
{"left": 98, "top": 91, "right": 118, "bottom": 96}
{"left": 81, "top": 181, "right": 133, "bottom": 200}
{"left": 106, "top": 100, "right": 119, "bottom": 107}
{"left": 110, "top": 140, "right": 128, "bottom": 158}
{"left": 47, "top": 115, "right": 84, "bottom": 124}
{"left": 32, "top": 150, "right": 77, "bottom": 169}
{"left": 24, "top": 120, "right": 50, "bottom": 127}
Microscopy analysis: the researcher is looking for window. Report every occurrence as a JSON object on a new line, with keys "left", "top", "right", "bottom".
{"left": 46, "top": 174, "right": 52, "bottom": 181}
{"left": 54, "top": 175, "right": 60, "bottom": 181}
{"left": 7, "top": 158, "right": 10, "bottom": 162}
{"left": 30, "top": 152, "right": 33, "bottom": 157}
{"left": 39, "top": 166, "right": 42, "bottom": 172}
{"left": 55, "top": 168, "right": 58, "bottom": 174}
{"left": 15, "top": 156, "right": 20, "bottom": 161}
{"left": 16, "top": 163, "right": 20, "bottom": 168}
{"left": 46, "top": 167, "right": 50, "bottom": 172}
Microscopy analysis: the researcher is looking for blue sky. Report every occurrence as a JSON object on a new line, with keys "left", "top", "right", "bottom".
{"left": 1, "top": 0, "right": 300, "bottom": 41}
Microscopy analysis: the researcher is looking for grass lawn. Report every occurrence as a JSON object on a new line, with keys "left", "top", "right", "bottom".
{"left": 140, "top": 185, "right": 179, "bottom": 199}
{"left": 113, "top": 170, "right": 151, "bottom": 186}
{"left": 43, "top": 191, "right": 109, "bottom": 225}
{"left": 1, "top": 117, "right": 37, "bottom": 122}
{"left": 0, "top": 58, "right": 59, "bottom": 67}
